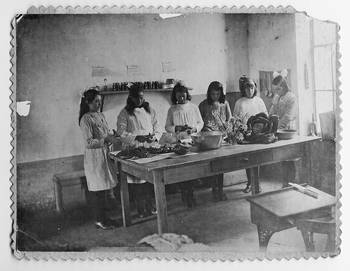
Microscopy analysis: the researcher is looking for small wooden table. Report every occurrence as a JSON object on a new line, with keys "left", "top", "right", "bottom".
{"left": 113, "top": 136, "right": 321, "bottom": 234}
{"left": 247, "top": 185, "right": 336, "bottom": 250}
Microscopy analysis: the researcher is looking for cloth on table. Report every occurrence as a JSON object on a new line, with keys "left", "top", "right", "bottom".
{"left": 137, "top": 233, "right": 212, "bottom": 252}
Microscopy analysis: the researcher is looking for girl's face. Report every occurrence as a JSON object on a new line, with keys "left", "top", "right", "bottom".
{"left": 176, "top": 91, "right": 187, "bottom": 104}
{"left": 244, "top": 80, "right": 255, "bottom": 98}
{"left": 88, "top": 95, "right": 102, "bottom": 112}
{"left": 272, "top": 82, "right": 284, "bottom": 96}
{"left": 131, "top": 91, "right": 145, "bottom": 106}
{"left": 209, "top": 89, "right": 221, "bottom": 103}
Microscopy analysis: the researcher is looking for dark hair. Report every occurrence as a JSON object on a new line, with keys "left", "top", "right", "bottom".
{"left": 79, "top": 88, "right": 99, "bottom": 125}
{"left": 272, "top": 75, "right": 290, "bottom": 92}
{"left": 171, "top": 82, "right": 192, "bottom": 105}
{"left": 239, "top": 76, "right": 257, "bottom": 98}
{"left": 125, "top": 84, "right": 151, "bottom": 115}
{"left": 207, "top": 81, "right": 225, "bottom": 104}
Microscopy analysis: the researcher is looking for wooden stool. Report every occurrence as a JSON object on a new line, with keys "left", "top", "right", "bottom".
{"left": 296, "top": 216, "right": 336, "bottom": 252}
{"left": 53, "top": 170, "right": 88, "bottom": 213}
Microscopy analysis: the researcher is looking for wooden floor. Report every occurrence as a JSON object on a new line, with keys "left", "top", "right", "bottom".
{"left": 16, "top": 178, "right": 333, "bottom": 253}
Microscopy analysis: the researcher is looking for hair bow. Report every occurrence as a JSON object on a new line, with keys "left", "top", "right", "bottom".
{"left": 79, "top": 88, "right": 87, "bottom": 99}
{"left": 273, "top": 69, "right": 288, "bottom": 79}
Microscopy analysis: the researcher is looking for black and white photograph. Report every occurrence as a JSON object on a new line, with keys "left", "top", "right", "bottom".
{"left": 11, "top": 6, "right": 340, "bottom": 260}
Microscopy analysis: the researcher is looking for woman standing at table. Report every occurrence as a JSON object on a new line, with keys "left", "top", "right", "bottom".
{"left": 269, "top": 73, "right": 297, "bottom": 129}
{"left": 116, "top": 84, "right": 162, "bottom": 218}
{"left": 79, "top": 88, "right": 120, "bottom": 230}
{"left": 270, "top": 72, "right": 298, "bottom": 187}
{"left": 165, "top": 82, "right": 204, "bottom": 207}
{"left": 234, "top": 76, "right": 268, "bottom": 193}
{"left": 199, "top": 81, "right": 231, "bottom": 201}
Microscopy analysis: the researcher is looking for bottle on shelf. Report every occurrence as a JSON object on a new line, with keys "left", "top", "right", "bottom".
{"left": 309, "top": 114, "right": 318, "bottom": 136}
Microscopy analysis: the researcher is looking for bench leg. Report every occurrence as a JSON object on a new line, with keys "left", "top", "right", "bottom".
{"left": 326, "top": 231, "right": 336, "bottom": 252}
{"left": 81, "top": 177, "right": 90, "bottom": 205}
{"left": 54, "top": 181, "right": 63, "bottom": 213}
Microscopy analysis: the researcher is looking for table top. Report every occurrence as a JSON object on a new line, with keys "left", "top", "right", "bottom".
{"left": 114, "top": 136, "right": 320, "bottom": 171}
{"left": 247, "top": 185, "right": 336, "bottom": 218}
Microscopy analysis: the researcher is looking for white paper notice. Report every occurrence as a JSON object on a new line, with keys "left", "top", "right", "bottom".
{"left": 162, "top": 61, "right": 176, "bottom": 73}
{"left": 127, "top": 65, "right": 142, "bottom": 76}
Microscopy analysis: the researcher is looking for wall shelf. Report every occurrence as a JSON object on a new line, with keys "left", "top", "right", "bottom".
{"left": 99, "top": 88, "right": 173, "bottom": 96}
{"left": 99, "top": 88, "right": 173, "bottom": 111}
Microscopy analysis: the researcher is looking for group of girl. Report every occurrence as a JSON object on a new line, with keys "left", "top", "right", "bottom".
{"left": 79, "top": 74, "right": 296, "bottom": 229}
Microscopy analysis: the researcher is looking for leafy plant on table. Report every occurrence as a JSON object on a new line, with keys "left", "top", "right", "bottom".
{"left": 224, "top": 114, "right": 251, "bottom": 144}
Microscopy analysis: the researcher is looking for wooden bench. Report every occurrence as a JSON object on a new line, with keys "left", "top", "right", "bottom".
{"left": 53, "top": 170, "right": 88, "bottom": 213}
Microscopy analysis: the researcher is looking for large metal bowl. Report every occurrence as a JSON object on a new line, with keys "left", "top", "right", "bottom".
{"left": 191, "top": 131, "right": 223, "bottom": 150}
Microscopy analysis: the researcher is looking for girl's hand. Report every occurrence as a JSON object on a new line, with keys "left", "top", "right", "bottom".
{"left": 186, "top": 127, "right": 196, "bottom": 134}
{"left": 146, "top": 134, "right": 156, "bottom": 143}
{"left": 105, "top": 134, "right": 120, "bottom": 145}
{"left": 175, "top": 125, "right": 187, "bottom": 133}
{"left": 135, "top": 135, "right": 147, "bottom": 143}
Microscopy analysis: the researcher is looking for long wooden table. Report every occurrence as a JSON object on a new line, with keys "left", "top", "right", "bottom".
{"left": 113, "top": 136, "right": 321, "bottom": 234}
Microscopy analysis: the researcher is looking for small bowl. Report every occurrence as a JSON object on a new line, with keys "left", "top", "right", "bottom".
{"left": 277, "top": 129, "right": 297, "bottom": 140}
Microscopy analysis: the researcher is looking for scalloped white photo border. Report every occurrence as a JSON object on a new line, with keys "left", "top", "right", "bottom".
{"left": 9, "top": 5, "right": 342, "bottom": 261}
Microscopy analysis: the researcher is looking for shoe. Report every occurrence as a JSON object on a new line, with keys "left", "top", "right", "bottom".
{"left": 137, "top": 213, "right": 146, "bottom": 219}
{"left": 105, "top": 217, "right": 122, "bottom": 227}
{"left": 243, "top": 185, "right": 251, "bottom": 193}
{"left": 218, "top": 192, "right": 228, "bottom": 201}
{"left": 187, "top": 193, "right": 197, "bottom": 208}
{"left": 243, "top": 185, "right": 262, "bottom": 194}
{"left": 257, "top": 186, "right": 262, "bottom": 194}
{"left": 150, "top": 207, "right": 157, "bottom": 215}
{"left": 212, "top": 192, "right": 219, "bottom": 202}
{"left": 95, "top": 221, "right": 115, "bottom": 230}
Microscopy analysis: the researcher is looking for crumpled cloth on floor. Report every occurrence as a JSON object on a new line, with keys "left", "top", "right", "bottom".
{"left": 137, "top": 233, "right": 212, "bottom": 252}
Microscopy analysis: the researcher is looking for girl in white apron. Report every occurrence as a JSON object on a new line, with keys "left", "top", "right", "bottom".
{"left": 79, "top": 89, "right": 120, "bottom": 229}
{"left": 199, "top": 81, "right": 232, "bottom": 201}
{"left": 117, "top": 85, "right": 162, "bottom": 218}
{"left": 234, "top": 77, "right": 268, "bottom": 193}
{"left": 165, "top": 82, "right": 204, "bottom": 207}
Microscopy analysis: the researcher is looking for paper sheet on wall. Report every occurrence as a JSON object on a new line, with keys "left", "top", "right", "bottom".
{"left": 162, "top": 61, "right": 176, "bottom": 73}
{"left": 127, "top": 65, "right": 143, "bottom": 77}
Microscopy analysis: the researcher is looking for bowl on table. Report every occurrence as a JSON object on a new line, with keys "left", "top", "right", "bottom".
{"left": 191, "top": 131, "right": 223, "bottom": 150}
{"left": 276, "top": 129, "right": 297, "bottom": 140}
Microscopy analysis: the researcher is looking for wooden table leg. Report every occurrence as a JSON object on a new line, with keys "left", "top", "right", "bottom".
{"left": 247, "top": 167, "right": 260, "bottom": 195}
{"left": 304, "top": 141, "right": 318, "bottom": 187}
{"left": 153, "top": 170, "right": 168, "bottom": 234}
{"left": 53, "top": 178, "right": 63, "bottom": 213}
{"left": 281, "top": 159, "right": 301, "bottom": 188}
{"left": 257, "top": 224, "right": 274, "bottom": 251}
{"left": 117, "top": 162, "right": 131, "bottom": 227}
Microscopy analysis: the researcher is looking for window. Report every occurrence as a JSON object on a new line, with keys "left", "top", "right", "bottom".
{"left": 311, "top": 19, "right": 337, "bottom": 135}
